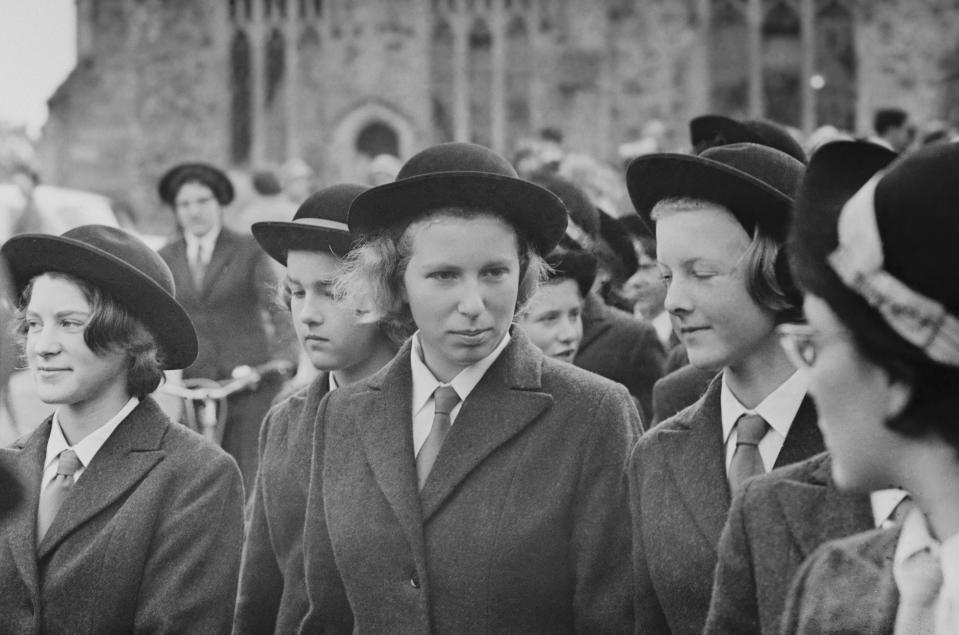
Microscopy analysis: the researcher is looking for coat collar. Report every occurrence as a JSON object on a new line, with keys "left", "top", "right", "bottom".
{"left": 773, "top": 453, "right": 874, "bottom": 557}
{"left": 356, "top": 328, "right": 553, "bottom": 530}
{"left": 198, "top": 228, "right": 239, "bottom": 294}
{"left": 660, "top": 375, "right": 825, "bottom": 549}
{"left": 578, "top": 292, "right": 613, "bottom": 351}
{"left": 828, "top": 528, "right": 901, "bottom": 634}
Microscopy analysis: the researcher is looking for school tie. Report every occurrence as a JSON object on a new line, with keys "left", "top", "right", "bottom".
{"left": 894, "top": 546, "right": 942, "bottom": 635}
{"left": 728, "top": 413, "right": 769, "bottom": 495}
{"left": 190, "top": 243, "right": 207, "bottom": 289}
{"left": 37, "top": 449, "right": 82, "bottom": 544}
{"left": 416, "top": 386, "right": 460, "bottom": 491}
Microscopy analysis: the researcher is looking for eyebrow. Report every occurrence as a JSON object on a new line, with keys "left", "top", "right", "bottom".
{"left": 25, "top": 309, "right": 90, "bottom": 319}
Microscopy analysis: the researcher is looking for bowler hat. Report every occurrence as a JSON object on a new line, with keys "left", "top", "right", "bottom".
{"left": 598, "top": 210, "right": 639, "bottom": 277}
{"left": 690, "top": 115, "right": 807, "bottom": 164}
{"left": 158, "top": 162, "right": 235, "bottom": 206}
{"left": 348, "top": 142, "right": 568, "bottom": 256}
{"left": 528, "top": 172, "right": 600, "bottom": 242}
{"left": 252, "top": 183, "right": 368, "bottom": 265}
{"left": 546, "top": 248, "right": 598, "bottom": 300}
{"left": 627, "top": 142, "right": 805, "bottom": 241}
{"left": 1, "top": 225, "right": 198, "bottom": 369}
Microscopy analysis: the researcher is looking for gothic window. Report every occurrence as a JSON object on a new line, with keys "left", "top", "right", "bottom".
{"left": 230, "top": 29, "right": 253, "bottom": 164}
{"left": 506, "top": 16, "right": 532, "bottom": 148}
{"left": 468, "top": 19, "right": 493, "bottom": 146}
{"left": 709, "top": 0, "right": 748, "bottom": 117}
{"left": 431, "top": 19, "right": 455, "bottom": 142}
{"left": 356, "top": 122, "right": 400, "bottom": 158}
{"left": 816, "top": 1, "right": 856, "bottom": 130}
{"left": 265, "top": 29, "right": 285, "bottom": 107}
{"left": 762, "top": 1, "right": 801, "bottom": 126}
{"left": 264, "top": 28, "right": 287, "bottom": 161}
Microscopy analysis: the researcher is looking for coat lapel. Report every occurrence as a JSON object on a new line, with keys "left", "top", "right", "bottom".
{"left": 1, "top": 422, "right": 50, "bottom": 602}
{"left": 36, "top": 399, "right": 167, "bottom": 560}
{"left": 577, "top": 293, "right": 612, "bottom": 352}
{"left": 775, "top": 454, "right": 874, "bottom": 557}
{"left": 201, "top": 229, "right": 239, "bottom": 295}
{"left": 660, "top": 375, "right": 731, "bottom": 548}
{"left": 165, "top": 239, "right": 196, "bottom": 299}
{"left": 419, "top": 332, "right": 553, "bottom": 522}
{"left": 774, "top": 396, "right": 824, "bottom": 468}
{"left": 352, "top": 343, "right": 427, "bottom": 562}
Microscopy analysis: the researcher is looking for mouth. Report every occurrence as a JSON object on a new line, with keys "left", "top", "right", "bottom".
{"left": 678, "top": 325, "right": 710, "bottom": 336}
{"left": 304, "top": 335, "right": 329, "bottom": 343}
{"left": 553, "top": 349, "right": 577, "bottom": 361}
{"left": 451, "top": 328, "right": 490, "bottom": 337}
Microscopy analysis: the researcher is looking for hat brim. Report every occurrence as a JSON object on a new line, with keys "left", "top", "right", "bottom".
{"left": 252, "top": 221, "right": 355, "bottom": 266}
{"left": 348, "top": 172, "right": 568, "bottom": 256}
{"left": 2, "top": 234, "right": 198, "bottom": 369}
{"left": 627, "top": 153, "right": 794, "bottom": 240}
{"left": 158, "top": 163, "right": 235, "bottom": 206}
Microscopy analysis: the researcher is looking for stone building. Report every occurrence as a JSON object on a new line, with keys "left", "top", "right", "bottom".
{"left": 39, "top": 0, "right": 959, "bottom": 229}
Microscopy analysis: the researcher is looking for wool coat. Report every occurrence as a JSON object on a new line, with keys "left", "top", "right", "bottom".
{"left": 628, "top": 375, "right": 824, "bottom": 635}
{"left": 300, "top": 329, "right": 639, "bottom": 634}
{"left": 703, "top": 452, "right": 873, "bottom": 635}
{"left": 233, "top": 373, "right": 340, "bottom": 634}
{"left": 159, "top": 227, "right": 296, "bottom": 490}
{"left": 574, "top": 292, "right": 665, "bottom": 424}
{"left": 780, "top": 526, "right": 901, "bottom": 635}
{"left": 0, "top": 398, "right": 245, "bottom": 635}
{"left": 651, "top": 364, "right": 717, "bottom": 425}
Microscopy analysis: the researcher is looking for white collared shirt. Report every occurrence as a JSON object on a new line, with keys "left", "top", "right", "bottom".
{"left": 410, "top": 330, "right": 511, "bottom": 456}
{"left": 651, "top": 311, "right": 674, "bottom": 349}
{"left": 41, "top": 397, "right": 140, "bottom": 493}
{"left": 720, "top": 370, "right": 807, "bottom": 473}
{"left": 184, "top": 225, "right": 221, "bottom": 268}
{"left": 893, "top": 506, "right": 959, "bottom": 634}
{"left": 871, "top": 488, "right": 910, "bottom": 529}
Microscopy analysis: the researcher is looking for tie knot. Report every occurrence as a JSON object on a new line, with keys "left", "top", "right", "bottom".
{"left": 433, "top": 386, "right": 461, "bottom": 416}
{"left": 736, "top": 414, "right": 768, "bottom": 446}
{"left": 56, "top": 450, "right": 82, "bottom": 477}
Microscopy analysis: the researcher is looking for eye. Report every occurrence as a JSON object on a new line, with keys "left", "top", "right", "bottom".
{"left": 658, "top": 272, "right": 672, "bottom": 288}
{"left": 483, "top": 266, "right": 511, "bottom": 279}
{"left": 288, "top": 286, "right": 305, "bottom": 299}
{"left": 428, "top": 270, "right": 457, "bottom": 281}
{"left": 60, "top": 319, "right": 84, "bottom": 330}
{"left": 536, "top": 312, "right": 559, "bottom": 324}
{"left": 25, "top": 319, "right": 41, "bottom": 332}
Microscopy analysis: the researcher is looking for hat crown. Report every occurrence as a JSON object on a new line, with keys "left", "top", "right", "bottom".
{"left": 293, "top": 183, "right": 367, "bottom": 225}
{"left": 158, "top": 162, "right": 234, "bottom": 206}
{"left": 396, "top": 142, "right": 518, "bottom": 181}
{"left": 529, "top": 173, "right": 599, "bottom": 239}
{"left": 62, "top": 225, "right": 176, "bottom": 294}
{"left": 701, "top": 143, "right": 804, "bottom": 200}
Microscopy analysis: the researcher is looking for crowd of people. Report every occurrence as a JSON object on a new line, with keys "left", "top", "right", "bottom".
{"left": 0, "top": 105, "right": 956, "bottom": 634}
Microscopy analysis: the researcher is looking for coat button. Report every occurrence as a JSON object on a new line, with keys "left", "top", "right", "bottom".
{"left": 409, "top": 571, "right": 420, "bottom": 588}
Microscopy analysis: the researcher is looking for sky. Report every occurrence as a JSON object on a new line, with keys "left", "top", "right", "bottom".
{"left": 0, "top": 0, "right": 77, "bottom": 135}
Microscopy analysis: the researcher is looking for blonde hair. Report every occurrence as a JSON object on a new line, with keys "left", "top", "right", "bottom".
{"left": 334, "top": 208, "right": 549, "bottom": 338}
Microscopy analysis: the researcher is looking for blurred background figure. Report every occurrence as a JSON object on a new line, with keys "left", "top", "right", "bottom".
{"left": 869, "top": 107, "right": 913, "bottom": 153}
{"left": 805, "top": 125, "right": 854, "bottom": 156}
{"left": 0, "top": 255, "right": 22, "bottom": 517}
{"left": 366, "top": 153, "right": 401, "bottom": 186}
{"left": 229, "top": 166, "right": 297, "bottom": 236}
{"left": 280, "top": 158, "right": 315, "bottom": 207}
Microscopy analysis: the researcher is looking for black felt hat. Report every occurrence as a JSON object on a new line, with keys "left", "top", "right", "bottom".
{"left": 690, "top": 114, "right": 807, "bottom": 164}
{"left": 626, "top": 142, "right": 805, "bottom": 241}
{"left": 789, "top": 140, "right": 959, "bottom": 370}
{"left": 598, "top": 210, "right": 639, "bottom": 278}
{"left": 252, "top": 183, "right": 368, "bottom": 265}
{"left": 158, "top": 162, "right": 235, "bottom": 206}
{"left": 527, "top": 172, "right": 600, "bottom": 241}
{"left": 546, "top": 248, "right": 598, "bottom": 299}
{"left": 348, "top": 142, "right": 568, "bottom": 256}
{"left": 1, "top": 225, "right": 198, "bottom": 369}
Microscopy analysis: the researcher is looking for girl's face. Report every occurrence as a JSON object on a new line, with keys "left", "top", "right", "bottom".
{"left": 24, "top": 274, "right": 129, "bottom": 413}
{"left": 402, "top": 214, "right": 521, "bottom": 382}
{"left": 656, "top": 204, "right": 778, "bottom": 372}
{"left": 790, "top": 294, "right": 907, "bottom": 492}
{"left": 286, "top": 250, "right": 387, "bottom": 373}
{"left": 518, "top": 278, "right": 583, "bottom": 363}
{"left": 174, "top": 181, "right": 222, "bottom": 238}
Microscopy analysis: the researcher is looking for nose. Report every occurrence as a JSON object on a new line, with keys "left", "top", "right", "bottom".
{"left": 30, "top": 325, "right": 61, "bottom": 358}
{"left": 557, "top": 316, "right": 579, "bottom": 345}
{"left": 298, "top": 293, "right": 325, "bottom": 327}
{"left": 456, "top": 278, "right": 485, "bottom": 318}
{"left": 663, "top": 276, "right": 692, "bottom": 316}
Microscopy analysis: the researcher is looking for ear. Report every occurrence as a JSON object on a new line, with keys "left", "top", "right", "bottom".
{"left": 884, "top": 376, "right": 914, "bottom": 420}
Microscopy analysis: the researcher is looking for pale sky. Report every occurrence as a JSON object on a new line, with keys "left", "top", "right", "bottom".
{"left": 0, "top": 0, "right": 77, "bottom": 134}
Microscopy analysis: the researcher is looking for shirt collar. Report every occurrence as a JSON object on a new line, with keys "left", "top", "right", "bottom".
{"left": 44, "top": 397, "right": 140, "bottom": 472}
{"left": 328, "top": 372, "right": 338, "bottom": 391}
{"left": 870, "top": 488, "right": 910, "bottom": 528}
{"left": 720, "top": 369, "right": 807, "bottom": 443}
{"left": 651, "top": 311, "right": 673, "bottom": 347}
{"left": 184, "top": 225, "right": 221, "bottom": 260}
{"left": 895, "top": 506, "right": 939, "bottom": 568}
{"left": 410, "top": 330, "right": 511, "bottom": 414}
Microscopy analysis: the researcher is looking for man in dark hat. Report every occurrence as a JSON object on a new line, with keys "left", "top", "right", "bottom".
{"left": 625, "top": 142, "right": 823, "bottom": 635}
{"left": 157, "top": 162, "right": 297, "bottom": 491}
{"left": 704, "top": 140, "right": 906, "bottom": 635}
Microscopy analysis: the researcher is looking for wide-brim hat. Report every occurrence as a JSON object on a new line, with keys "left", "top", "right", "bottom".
{"left": 1, "top": 225, "right": 198, "bottom": 370}
{"left": 348, "top": 142, "right": 568, "bottom": 256}
{"left": 158, "top": 162, "right": 235, "bottom": 206}
{"left": 527, "top": 171, "right": 600, "bottom": 241}
{"left": 598, "top": 210, "right": 639, "bottom": 277}
{"left": 690, "top": 114, "right": 807, "bottom": 164}
{"left": 546, "top": 248, "right": 598, "bottom": 299}
{"left": 252, "top": 183, "right": 368, "bottom": 265}
{"left": 626, "top": 142, "right": 805, "bottom": 241}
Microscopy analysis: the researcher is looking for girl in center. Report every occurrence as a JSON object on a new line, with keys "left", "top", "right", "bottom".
{"left": 300, "top": 142, "right": 639, "bottom": 633}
